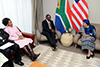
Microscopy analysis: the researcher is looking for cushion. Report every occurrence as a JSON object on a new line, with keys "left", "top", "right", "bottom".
{"left": 29, "top": 61, "right": 49, "bottom": 67}
{"left": 40, "top": 35, "right": 48, "bottom": 41}
{"left": 77, "top": 39, "right": 82, "bottom": 46}
{"left": 95, "top": 39, "right": 100, "bottom": 50}
{"left": 73, "top": 34, "right": 80, "bottom": 44}
{"left": 91, "top": 23, "right": 100, "bottom": 39}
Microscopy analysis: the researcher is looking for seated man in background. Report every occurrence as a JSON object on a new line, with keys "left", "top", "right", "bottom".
{"left": 41, "top": 14, "right": 57, "bottom": 51}
{"left": 0, "top": 29, "right": 24, "bottom": 67}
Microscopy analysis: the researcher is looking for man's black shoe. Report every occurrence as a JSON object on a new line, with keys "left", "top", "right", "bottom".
{"left": 15, "top": 61, "right": 24, "bottom": 66}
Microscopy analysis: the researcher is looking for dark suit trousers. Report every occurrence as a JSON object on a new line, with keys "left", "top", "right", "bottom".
{"left": 44, "top": 32, "right": 56, "bottom": 48}
{"left": 1, "top": 40, "right": 21, "bottom": 67}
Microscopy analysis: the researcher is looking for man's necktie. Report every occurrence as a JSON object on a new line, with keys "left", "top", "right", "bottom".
{"left": 48, "top": 21, "right": 52, "bottom": 30}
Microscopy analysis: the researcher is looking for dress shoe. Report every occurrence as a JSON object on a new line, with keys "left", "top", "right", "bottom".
{"left": 52, "top": 48, "right": 56, "bottom": 51}
{"left": 30, "top": 56, "right": 34, "bottom": 61}
{"left": 15, "top": 61, "right": 24, "bottom": 66}
{"left": 55, "top": 46, "right": 58, "bottom": 50}
{"left": 32, "top": 53, "right": 40, "bottom": 61}
{"left": 86, "top": 56, "right": 90, "bottom": 59}
{"left": 90, "top": 52, "right": 94, "bottom": 58}
{"left": 52, "top": 45, "right": 58, "bottom": 51}
{"left": 33, "top": 45, "right": 36, "bottom": 48}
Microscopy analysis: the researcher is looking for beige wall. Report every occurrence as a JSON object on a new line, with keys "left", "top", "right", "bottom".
{"left": 87, "top": 0, "right": 100, "bottom": 24}
{"left": 43, "top": 0, "right": 100, "bottom": 24}
{"left": 43, "top": 0, "right": 57, "bottom": 22}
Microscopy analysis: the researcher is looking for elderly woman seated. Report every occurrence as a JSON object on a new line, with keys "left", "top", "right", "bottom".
{"left": 78, "top": 19, "right": 96, "bottom": 59}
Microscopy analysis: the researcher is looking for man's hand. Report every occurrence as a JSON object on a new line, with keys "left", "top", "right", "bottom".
{"left": 4, "top": 39, "right": 6, "bottom": 41}
{"left": 18, "top": 36, "right": 25, "bottom": 40}
{"left": 51, "top": 29, "right": 55, "bottom": 33}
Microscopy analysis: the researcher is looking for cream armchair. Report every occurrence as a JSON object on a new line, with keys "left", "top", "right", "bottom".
{"left": 36, "top": 21, "right": 61, "bottom": 44}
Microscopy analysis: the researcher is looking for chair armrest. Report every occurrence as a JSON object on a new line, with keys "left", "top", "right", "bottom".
{"left": 73, "top": 34, "right": 81, "bottom": 44}
{"left": 36, "top": 29, "right": 41, "bottom": 41}
{"left": 55, "top": 30, "right": 61, "bottom": 39}
{"left": 22, "top": 32, "right": 35, "bottom": 43}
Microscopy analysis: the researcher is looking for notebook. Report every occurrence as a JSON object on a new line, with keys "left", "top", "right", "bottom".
{"left": 0, "top": 42, "right": 14, "bottom": 50}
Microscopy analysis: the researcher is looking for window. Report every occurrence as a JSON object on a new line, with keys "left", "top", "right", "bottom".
{"left": 0, "top": 0, "right": 32, "bottom": 33}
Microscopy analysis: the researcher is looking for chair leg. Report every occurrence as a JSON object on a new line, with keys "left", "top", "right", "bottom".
{"left": 57, "top": 40, "right": 59, "bottom": 44}
{"left": 74, "top": 44, "right": 77, "bottom": 49}
{"left": 38, "top": 42, "right": 40, "bottom": 45}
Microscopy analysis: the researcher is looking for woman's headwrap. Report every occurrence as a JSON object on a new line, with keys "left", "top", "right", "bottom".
{"left": 83, "top": 19, "right": 90, "bottom": 25}
{"left": 2, "top": 18, "right": 10, "bottom": 26}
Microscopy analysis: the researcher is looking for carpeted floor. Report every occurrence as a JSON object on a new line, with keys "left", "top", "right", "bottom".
{"left": 33, "top": 45, "right": 100, "bottom": 67}
{"left": 14, "top": 44, "right": 100, "bottom": 67}
{"left": 39, "top": 41, "right": 100, "bottom": 58}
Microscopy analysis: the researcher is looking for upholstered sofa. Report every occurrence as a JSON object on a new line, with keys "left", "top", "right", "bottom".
{"left": 36, "top": 21, "right": 61, "bottom": 44}
{"left": 73, "top": 23, "right": 100, "bottom": 50}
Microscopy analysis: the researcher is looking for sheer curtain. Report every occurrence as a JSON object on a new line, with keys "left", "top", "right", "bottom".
{"left": 0, "top": 0, "right": 32, "bottom": 33}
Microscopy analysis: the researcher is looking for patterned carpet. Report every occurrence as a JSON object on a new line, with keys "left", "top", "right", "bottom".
{"left": 33, "top": 45, "right": 100, "bottom": 67}
{"left": 14, "top": 45, "right": 100, "bottom": 67}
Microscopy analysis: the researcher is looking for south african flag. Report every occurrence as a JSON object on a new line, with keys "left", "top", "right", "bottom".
{"left": 55, "top": 0, "right": 72, "bottom": 35}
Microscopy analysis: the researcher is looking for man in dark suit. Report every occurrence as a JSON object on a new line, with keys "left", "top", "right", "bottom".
{"left": 42, "top": 14, "right": 57, "bottom": 51}
{"left": 0, "top": 29, "right": 24, "bottom": 67}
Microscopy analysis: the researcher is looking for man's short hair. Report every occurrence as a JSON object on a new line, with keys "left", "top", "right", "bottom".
{"left": 46, "top": 14, "right": 50, "bottom": 18}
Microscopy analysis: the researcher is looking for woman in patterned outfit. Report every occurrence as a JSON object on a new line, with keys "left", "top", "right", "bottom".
{"left": 79, "top": 19, "right": 96, "bottom": 59}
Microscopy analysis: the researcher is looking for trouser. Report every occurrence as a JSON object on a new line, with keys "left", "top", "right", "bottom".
{"left": 1, "top": 40, "right": 21, "bottom": 67}
{"left": 44, "top": 32, "right": 56, "bottom": 48}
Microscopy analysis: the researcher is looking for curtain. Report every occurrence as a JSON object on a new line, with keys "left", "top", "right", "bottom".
{"left": 0, "top": 0, "right": 32, "bottom": 33}
{"left": 31, "top": 0, "right": 43, "bottom": 34}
